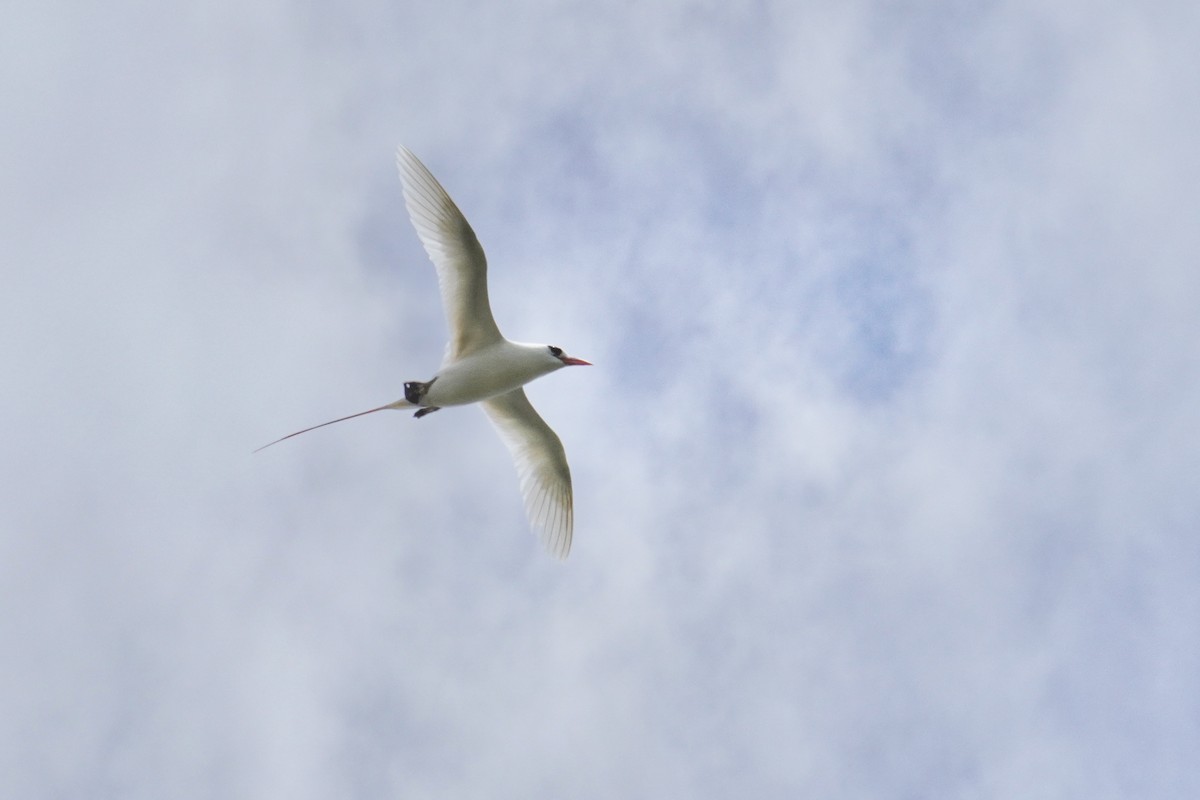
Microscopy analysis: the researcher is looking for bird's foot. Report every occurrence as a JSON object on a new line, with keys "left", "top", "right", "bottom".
{"left": 413, "top": 406, "right": 441, "bottom": 419}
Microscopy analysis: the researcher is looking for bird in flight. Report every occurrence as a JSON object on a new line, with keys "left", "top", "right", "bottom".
{"left": 257, "top": 146, "right": 590, "bottom": 558}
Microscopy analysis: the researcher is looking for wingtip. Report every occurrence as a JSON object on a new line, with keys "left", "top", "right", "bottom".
{"left": 546, "top": 528, "right": 573, "bottom": 560}
{"left": 522, "top": 480, "right": 572, "bottom": 559}
{"left": 395, "top": 143, "right": 426, "bottom": 173}
{"left": 539, "top": 493, "right": 573, "bottom": 560}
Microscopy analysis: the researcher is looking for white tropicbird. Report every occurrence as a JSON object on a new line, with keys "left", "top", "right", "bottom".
{"left": 257, "top": 146, "right": 591, "bottom": 558}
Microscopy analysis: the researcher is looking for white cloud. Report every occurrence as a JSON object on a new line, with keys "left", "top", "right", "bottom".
{"left": 2, "top": 0, "right": 1198, "bottom": 797}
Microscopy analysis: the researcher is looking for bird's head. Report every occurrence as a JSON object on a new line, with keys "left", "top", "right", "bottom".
{"left": 546, "top": 344, "right": 591, "bottom": 368}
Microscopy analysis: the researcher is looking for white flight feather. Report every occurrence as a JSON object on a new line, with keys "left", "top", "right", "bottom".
{"left": 395, "top": 145, "right": 503, "bottom": 361}
{"left": 481, "top": 389, "right": 574, "bottom": 559}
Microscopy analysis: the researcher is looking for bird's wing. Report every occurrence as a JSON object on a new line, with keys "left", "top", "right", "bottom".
{"left": 396, "top": 145, "right": 503, "bottom": 360}
{"left": 481, "top": 389, "right": 574, "bottom": 559}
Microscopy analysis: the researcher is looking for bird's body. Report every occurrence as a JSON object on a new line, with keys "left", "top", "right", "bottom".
{"left": 421, "top": 340, "right": 571, "bottom": 408}
{"left": 257, "top": 146, "right": 589, "bottom": 558}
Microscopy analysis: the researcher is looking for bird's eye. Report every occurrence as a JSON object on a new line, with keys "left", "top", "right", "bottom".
{"left": 548, "top": 346, "right": 563, "bottom": 357}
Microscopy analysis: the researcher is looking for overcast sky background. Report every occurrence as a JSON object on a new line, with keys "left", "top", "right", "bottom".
{"left": 3, "top": 1, "right": 1199, "bottom": 797}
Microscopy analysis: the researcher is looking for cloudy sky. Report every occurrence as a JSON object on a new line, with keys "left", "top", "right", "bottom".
{"left": 3, "top": 0, "right": 1198, "bottom": 797}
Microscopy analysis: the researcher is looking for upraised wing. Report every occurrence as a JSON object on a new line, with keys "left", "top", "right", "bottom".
{"left": 396, "top": 146, "right": 503, "bottom": 360}
{"left": 481, "top": 388, "right": 574, "bottom": 558}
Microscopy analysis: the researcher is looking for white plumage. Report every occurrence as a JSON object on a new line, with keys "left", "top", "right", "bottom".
{"left": 257, "top": 146, "right": 590, "bottom": 558}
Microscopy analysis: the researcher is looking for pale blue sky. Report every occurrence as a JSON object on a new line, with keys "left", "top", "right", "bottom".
{"left": 3, "top": 1, "right": 1198, "bottom": 797}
